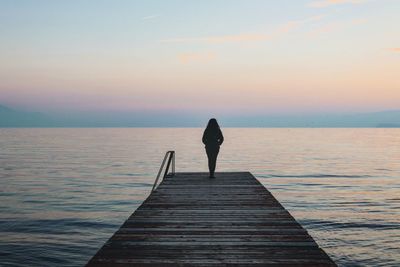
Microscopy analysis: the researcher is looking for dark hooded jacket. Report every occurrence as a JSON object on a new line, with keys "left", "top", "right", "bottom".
{"left": 202, "top": 127, "right": 224, "bottom": 148}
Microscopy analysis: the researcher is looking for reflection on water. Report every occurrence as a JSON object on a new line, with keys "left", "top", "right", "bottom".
{"left": 0, "top": 128, "right": 399, "bottom": 266}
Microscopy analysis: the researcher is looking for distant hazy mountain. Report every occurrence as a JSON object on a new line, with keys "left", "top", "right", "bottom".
{"left": 0, "top": 105, "right": 52, "bottom": 127}
{"left": 0, "top": 104, "right": 202, "bottom": 127}
{"left": 0, "top": 104, "right": 399, "bottom": 127}
{"left": 221, "top": 110, "right": 400, "bottom": 128}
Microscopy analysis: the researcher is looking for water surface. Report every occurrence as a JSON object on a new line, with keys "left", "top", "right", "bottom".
{"left": 0, "top": 128, "right": 399, "bottom": 266}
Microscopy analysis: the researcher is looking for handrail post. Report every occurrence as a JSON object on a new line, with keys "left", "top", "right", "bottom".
{"left": 151, "top": 152, "right": 169, "bottom": 192}
{"left": 152, "top": 151, "right": 175, "bottom": 192}
{"left": 163, "top": 152, "right": 173, "bottom": 180}
{"left": 172, "top": 151, "right": 175, "bottom": 175}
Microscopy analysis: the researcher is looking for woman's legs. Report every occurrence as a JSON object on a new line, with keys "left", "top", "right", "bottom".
{"left": 208, "top": 152, "right": 217, "bottom": 176}
{"left": 206, "top": 146, "right": 219, "bottom": 177}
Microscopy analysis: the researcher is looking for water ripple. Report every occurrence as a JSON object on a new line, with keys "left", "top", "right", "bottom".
{"left": 260, "top": 174, "right": 372, "bottom": 178}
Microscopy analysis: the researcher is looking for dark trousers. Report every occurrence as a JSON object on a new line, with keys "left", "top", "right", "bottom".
{"left": 205, "top": 145, "right": 220, "bottom": 176}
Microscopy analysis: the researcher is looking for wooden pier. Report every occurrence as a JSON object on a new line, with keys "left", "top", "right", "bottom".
{"left": 87, "top": 172, "right": 337, "bottom": 266}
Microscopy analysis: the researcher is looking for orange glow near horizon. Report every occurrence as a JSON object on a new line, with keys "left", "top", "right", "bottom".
{"left": 0, "top": 1, "right": 399, "bottom": 114}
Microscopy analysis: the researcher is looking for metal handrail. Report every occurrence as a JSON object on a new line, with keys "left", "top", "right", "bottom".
{"left": 152, "top": 151, "right": 175, "bottom": 192}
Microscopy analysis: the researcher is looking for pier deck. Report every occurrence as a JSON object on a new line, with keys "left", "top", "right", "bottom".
{"left": 86, "top": 172, "right": 336, "bottom": 266}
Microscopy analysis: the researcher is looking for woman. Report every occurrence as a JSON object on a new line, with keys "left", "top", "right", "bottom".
{"left": 202, "top": 118, "right": 224, "bottom": 178}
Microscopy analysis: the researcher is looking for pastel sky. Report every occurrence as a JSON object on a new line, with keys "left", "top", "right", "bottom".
{"left": 0, "top": 0, "right": 399, "bottom": 115}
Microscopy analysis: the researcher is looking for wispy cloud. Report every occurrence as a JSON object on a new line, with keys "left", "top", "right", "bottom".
{"left": 177, "top": 51, "right": 216, "bottom": 64}
{"left": 309, "top": 0, "right": 366, "bottom": 8}
{"left": 308, "top": 22, "right": 342, "bottom": 37}
{"left": 388, "top": 47, "right": 400, "bottom": 52}
{"left": 307, "top": 18, "right": 367, "bottom": 37}
{"left": 278, "top": 15, "right": 325, "bottom": 33}
{"left": 161, "top": 15, "right": 324, "bottom": 44}
{"left": 161, "top": 33, "right": 271, "bottom": 44}
{"left": 142, "top": 15, "right": 160, "bottom": 20}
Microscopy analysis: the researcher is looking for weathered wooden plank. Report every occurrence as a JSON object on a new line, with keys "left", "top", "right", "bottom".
{"left": 111, "top": 235, "right": 315, "bottom": 242}
{"left": 117, "top": 228, "right": 309, "bottom": 234}
{"left": 129, "top": 216, "right": 293, "bottom": 220}
{"left": 93, "top": 246, "right": 329, "bottom": 256}
{"left": 119, "top": 226, "right": 306, "bottom": 232}
{"left": 86, "top": 172, "right": 336, "bottom": 267}
{"left": 89, "top": 259, "right": 336, "bottom": 267}
{"left": 94, "top": 251, "right": 330, "bottom": 260}
{"left": 134, "top": 208, "right": 288, "bottom": 213}
{"left": 102, "top": 241, "right": 318, "bottom": 247}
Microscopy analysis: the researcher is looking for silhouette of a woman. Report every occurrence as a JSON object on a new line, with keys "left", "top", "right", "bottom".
{"left": 202, "top": 118, "right": 224, "bottom": 178}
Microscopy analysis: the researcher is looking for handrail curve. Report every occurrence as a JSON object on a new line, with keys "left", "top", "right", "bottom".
{"left": 152, "top": 151, "right": 175, "bottom": 192}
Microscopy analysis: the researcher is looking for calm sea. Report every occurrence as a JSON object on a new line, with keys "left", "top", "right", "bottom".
{"left": 0, "top": 128, "right": 399, "bottom": 266}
